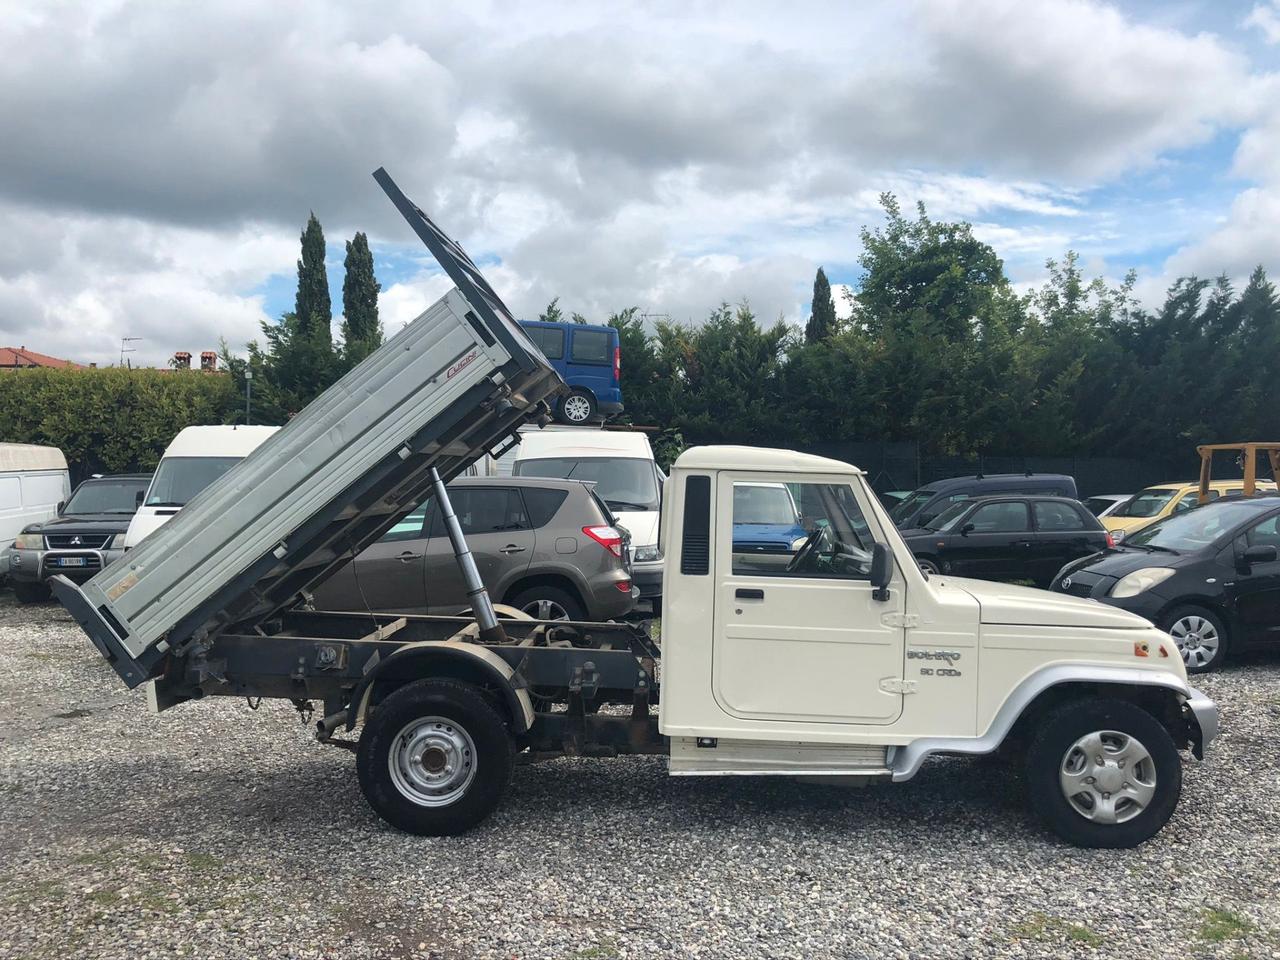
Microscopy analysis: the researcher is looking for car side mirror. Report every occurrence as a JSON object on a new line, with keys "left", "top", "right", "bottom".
{"left": 960, "top": 522, "right": 975, "bottom": 536}
{"left": 135, "top": 490, "right": 145, "bottom": 507}
{"left": 56, "top": 500, "right": 65, "bottom": 516}
{"left": 870, "top": 543, "right": 892, "bottom": 601}
{"left": 1242, "top": 544, "right": 1278, "bottom": 565}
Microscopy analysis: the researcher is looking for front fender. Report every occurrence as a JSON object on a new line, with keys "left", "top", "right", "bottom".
{"left": 891, "top": 663, "right": 1210, "bottom": 781}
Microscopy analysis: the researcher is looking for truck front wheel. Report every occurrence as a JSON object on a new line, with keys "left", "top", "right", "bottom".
{"left": 356, "top": 679, "right": 514, "bottom": 836}
{"left": 1024, "top": 698, "right": 1182, "bottom": 849}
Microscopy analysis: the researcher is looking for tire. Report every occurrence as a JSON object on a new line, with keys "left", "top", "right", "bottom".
{"left": 1163, "top": 605, "right": 1228, "bottom": 673}
{"left": 12, "top": 581, "right": 52, "bottom": 604}
{"left": 558, "top": 389, "right": 596, "bottom": 425}
{"left": 356, "top": 679, "right": 514, "bottom": 836}
{"left": 508, "top": 584, "right": 586, "bottom": 622}
{"left": 1024, "top": 697, "right": 1182, "bottom": 849}
{"left": 917, "top": 558, "right": 940, "bottom": 576}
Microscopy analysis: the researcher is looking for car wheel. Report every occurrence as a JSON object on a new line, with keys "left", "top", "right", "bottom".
{"left": 559, "top": 390, "right": 596, "bottom": 425}
{"left": 1163, "top": 605, "right": 1228, "bottom": 673}
{"left": 509, "top": 585, "right": 585, "bottom": 622}
{"left": 917, "top": 558, "right": 940, "bottom": 576}
{"left": 1024, "top": 698, "right": 1181, "bottom": 849}
{"left": 356, "top": 679, "right": 514, "bottom": 836}
{"left": 12, "top": 581, "right": 52, "bottom": 604}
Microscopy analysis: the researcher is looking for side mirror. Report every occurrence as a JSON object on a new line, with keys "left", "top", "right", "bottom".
{"left": 1242, "top": 544, "right": 1278, "bottom": 565}
{"left": 960, "top": 522, "right": 975, "bottom": 536}
{"left": 870, "top": 543, "right": 892, "bottom": 601}
{"left": 135, "top": 490, "right": 145, "bottom": 507}
{"left": 56, "top": 500, "right": 65, "bottom": 516}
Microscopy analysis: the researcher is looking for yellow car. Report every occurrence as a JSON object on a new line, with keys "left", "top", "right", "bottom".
{"left": 1103, "top": 479, "right": 1279, "bottom": 541}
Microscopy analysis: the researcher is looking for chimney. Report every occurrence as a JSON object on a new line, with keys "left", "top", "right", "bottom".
{"left": 173, "top": 351, "right": 191, "bottom": 369}
{"left": 200, "top": 351, "right": 217, "bottom": 372}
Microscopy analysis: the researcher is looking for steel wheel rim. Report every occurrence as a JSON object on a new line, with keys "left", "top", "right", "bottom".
{"left": 521, "top": 598, "right": 571, "bottom": 621}
{"left": 1169, "top": 614, "right": 1221, "bottom": 668}
{"left": 563, "top": 395, "right": 591, "bottom": 422}
{"left": 918, "top": 560, "right": 939, "bottom": 574}
{"left": 388, "top": 716, "right": 477, "bottom": 808}
{"left": 1059, "top": 730, "right": 1156, "bottom": 824}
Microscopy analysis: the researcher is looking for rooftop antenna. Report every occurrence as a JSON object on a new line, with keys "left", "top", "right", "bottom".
{"left": 120, "top": 336, "right": 142, "bottom": 368}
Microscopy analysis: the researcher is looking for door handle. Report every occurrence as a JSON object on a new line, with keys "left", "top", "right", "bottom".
{"left": 735, "top": 588, "right": 764, "bottom": 600}
{"left": 397, "top": 551, "right": 423, "bottom": 562}
{"left": 498, "top": 544, "right": 526, "bottom": 554}
{"left": 1015, "top": 541, "right": 1033, "bottom": 548}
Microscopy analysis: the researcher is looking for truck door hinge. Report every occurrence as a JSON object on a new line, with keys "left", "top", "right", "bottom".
{"left": 880, "top": 678, "right": 918, "bottom": 695}
{"left": 881, "top": 613, "right": 922, "bottom": 629}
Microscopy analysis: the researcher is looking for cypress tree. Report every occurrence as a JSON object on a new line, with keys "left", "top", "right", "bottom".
{"left": 341, "top": 231, "right": 382, "bottom": 364}
{"left": 806, "top": 266, "right": 837, "bottom": 343}
{"left": 295, "top": 213, "right": 332, "bottom": 344}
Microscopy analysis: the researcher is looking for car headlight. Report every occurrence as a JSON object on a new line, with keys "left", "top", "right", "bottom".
{"left": 13, "top": 533, "right": 42, "bottom": 550}
{"left": 108, "top": 533, "right": 127, "bottom": 550}
{"left": 1110, "top": 567, "right": 1176, "bottom": 599}
{"left": 633, "top": 544, "right": 663, "bottom": 563}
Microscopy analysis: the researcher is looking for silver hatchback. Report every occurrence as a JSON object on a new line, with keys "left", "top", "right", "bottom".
{"left": 313, "top": 477, "right": 636, "bottom": 621}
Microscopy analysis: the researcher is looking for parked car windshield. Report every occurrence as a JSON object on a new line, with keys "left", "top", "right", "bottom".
{"left": 924, "top": 502, "right": 971, "bottom": 532}
{"left": 733, "top": 485, "right": 799, "bottom": 525}
{"left": 1085, "top": 496, "right": 1123, "bottom": 516}
{"left": 1110, "top": 488, "right": 1178, "bottom": 518}
{"left": 890, "top": 488, "right": 937, "bottom": 524}
{"left": 515, "top": 457, "right": 660, "bottom": 511}
{"left": 144, "top": 457, "right": 241, "bottom": 507}
{"left": 1125, "top": 500, "right": 1263, "bottom": 552}
{"left": 64, "top": 477, "right": 149, "bottom": 514}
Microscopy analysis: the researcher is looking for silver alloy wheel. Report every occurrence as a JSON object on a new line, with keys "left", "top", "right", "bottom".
{"left": 562, "top": 394, "right": 592, "bottom": 423}
{"left": 387, "top": 716, "right": 477, "bottom": 808}
{"left": 1169, "top": 614, "right": 1221, "bottom": 669}
{"left": 1059, "top": 730, "right": 1157, "bottom": 824}
{"left": 521, "top": 598, "right": 571, "bottom": 621}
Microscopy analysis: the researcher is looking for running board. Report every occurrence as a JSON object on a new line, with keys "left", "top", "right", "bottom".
{"left": 668, "top": 737, "right": 891, "bottom": 776}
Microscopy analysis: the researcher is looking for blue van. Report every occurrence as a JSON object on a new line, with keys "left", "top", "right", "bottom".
{"left": 519, "top": 320, "right": 624, "bottom": 424}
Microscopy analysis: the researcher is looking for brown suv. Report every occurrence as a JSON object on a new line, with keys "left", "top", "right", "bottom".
{"left": 312, "top": 477, "right": 636, "bottom": 620}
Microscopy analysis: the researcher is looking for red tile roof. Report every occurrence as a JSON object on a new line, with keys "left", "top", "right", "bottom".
{"left": 0, "top": 346, "right": 84, "bottom": 369}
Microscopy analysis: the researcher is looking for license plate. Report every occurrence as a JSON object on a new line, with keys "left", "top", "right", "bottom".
{"left": 58, "top": 557, "right": 87, "bottom": 567}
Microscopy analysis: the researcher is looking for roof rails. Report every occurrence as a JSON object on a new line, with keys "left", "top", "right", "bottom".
{"left": 1196, "top": 443, "right": 1280, "bottom": 504}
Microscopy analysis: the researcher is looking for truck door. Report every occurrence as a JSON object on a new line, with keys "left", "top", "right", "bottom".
{"left": 712, "top": 474, "right": 907, "bottom": 725}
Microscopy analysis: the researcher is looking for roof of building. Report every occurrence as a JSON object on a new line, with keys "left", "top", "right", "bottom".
{"left": 0, "top": 346, "right": 83, "bottom": 369}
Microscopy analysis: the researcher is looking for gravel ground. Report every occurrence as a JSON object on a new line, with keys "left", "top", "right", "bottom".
{"left": 2, "top": 593, "right": 1279, "bottom": 960}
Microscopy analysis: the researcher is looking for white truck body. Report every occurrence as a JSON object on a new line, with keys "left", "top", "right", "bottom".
{"left": 0, "top": 443, "right": 70, "bottom": 550}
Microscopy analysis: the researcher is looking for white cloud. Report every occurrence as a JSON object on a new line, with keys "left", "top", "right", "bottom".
{"left": 1245, "top": 2, "right": 1280, "bottom": 43}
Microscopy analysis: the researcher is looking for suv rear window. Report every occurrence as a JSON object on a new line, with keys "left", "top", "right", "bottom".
{"left": 520, "top": 487, "right": 569, "bottom": 528}
{"left": 570, "top": 329, "right": 610, "bottom": 364}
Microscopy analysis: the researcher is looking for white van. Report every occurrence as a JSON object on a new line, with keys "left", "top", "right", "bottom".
{"left": 512, "top": 427, "right": 663, "bottom": 610}
{"left": 0, "top": 444, "right": 71, "bottom": 550}
{"left": 124, "top": 425, "right": 279, "bottom": 548}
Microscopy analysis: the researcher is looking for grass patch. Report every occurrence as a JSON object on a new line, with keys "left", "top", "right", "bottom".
{"left": 1199, "top": 908, "right": 1254, "bottom": 942}
{"left": 87, "top": 889, "right": 122, "bottom": 907}
{"left": 1010, "top": 912, "right": 1102, "bottom": 947}
{"left": 565, "top": 942, "right": 620, "bottom": 960}
{"left": 72, "top": 844, "right": 121, "bottom": 866}
{"left": 184, "top": 852, "right": 223, "bottom": 871}
{"left": 1065, "top": 923, "right": 1104, "bottom": 946}
{"left": 1010, "top": 913, "right": 1050, "bottom": 939}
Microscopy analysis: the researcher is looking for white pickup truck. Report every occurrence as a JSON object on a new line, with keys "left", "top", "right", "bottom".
{"left": 53, "top": 170, "right": 1216, "bottom": 850}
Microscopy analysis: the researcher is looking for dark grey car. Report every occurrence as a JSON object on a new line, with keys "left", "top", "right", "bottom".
{"left": 313, "top": 477, "right": 636, "bottom": 620}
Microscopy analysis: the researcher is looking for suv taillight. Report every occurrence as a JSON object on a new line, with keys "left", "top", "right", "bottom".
{"left": 583, "top": 524, "right": 624, "bottom": 558}
{"left": 1105, "top": 532, "right": 1116, "bottom": 548}
{"left": 613, "top": 346, "right": 620, "bottom": 382}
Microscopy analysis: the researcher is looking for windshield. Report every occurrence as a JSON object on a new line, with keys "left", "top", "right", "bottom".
{"left": 64, "top": 477, "right": 149, "bottom": 514}
{"left": 515, "top": 457, "right": 660, "bottom": 511}
{"left": 1085, "top": 496, "right": 1121, "bottom": 516}
{"left": 733, "top": 484, "right": 799, "bottom": 525}
{"left": 890, "top": 488, "right": 937, "bottom": 524}
{"left": 924, "top": 502, "right": 971, "bottom": 532}
{"left": 1126, "top": 500, "right": 1262, "bottom": 552}
{"left": 1111, "top": 488, "right": 1178, "bottom": 518}
{"left": 144, "top": 456, "right": 241, "bottom": 507}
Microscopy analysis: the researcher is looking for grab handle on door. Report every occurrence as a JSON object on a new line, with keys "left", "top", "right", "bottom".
{"left": 735, "top": 588, "right": 764, "bottom": 600}
{"left": 397, "top": 551, "right": 423, "bottom": 562}
{"left": 498, "top": 544, "right": 526, "bottom": 554}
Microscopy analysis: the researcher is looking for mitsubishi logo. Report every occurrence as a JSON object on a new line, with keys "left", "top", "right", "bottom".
{"left": 70, "top": 536, "right": 82, "bottom": 546}
{"left": 1060, "top": 577, "right": 1072, "bottom": 590}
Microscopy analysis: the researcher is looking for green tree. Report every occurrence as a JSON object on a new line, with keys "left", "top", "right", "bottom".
{"left": 538, "top": 298, "right": 565, "bottom": 324}
{"left": 805, "top": 267, "right": 837, "bottom": 343}
{"left": 341, "top": 231, "right": 382, "bottom": 367}
{"left": 295, "top": 213, "right": 332, "bottom": 343}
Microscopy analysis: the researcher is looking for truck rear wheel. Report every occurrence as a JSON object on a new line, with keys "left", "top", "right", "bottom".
{"left": 356, "top": 679, "right": 514, "bottom": 836}
{"left": 1024, "top": 698, "right": 1181, "bottom": 849}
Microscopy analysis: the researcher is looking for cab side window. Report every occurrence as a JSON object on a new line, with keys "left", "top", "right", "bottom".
{"left": 430, "top": 488, "right": 529, "bottom": 536}
{"left": 1033, "top": 501, "right": 1086, "bottom": 531}
{"left": 731, "top": 481, "right": 872, "bottom": 580}
{"left": 967, "top": 501, "right": 1030, "bottom": 533}
{"left": 381, "top": 506, "right": 429, "bottom": 542}
{"left": 1245, "top": 515, "right": 1280, "bottom": 549}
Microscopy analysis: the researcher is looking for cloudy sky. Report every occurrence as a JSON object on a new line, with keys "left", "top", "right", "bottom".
{"left": 1, "top": 0, "right": 1277, "bottom": 367}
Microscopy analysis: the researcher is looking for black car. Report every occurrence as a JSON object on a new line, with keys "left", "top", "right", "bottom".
{"left": 890, "top": 473, "right": 1078, "bottom": 528}
{"left": 3, "top": 473, "right": 151, "bottom": 602}
{"left": 901, "top": 495, "right": 1110, "bottom": 588}
{"left": 1052, "top": 496, "right": 1280, "bottom": 673}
